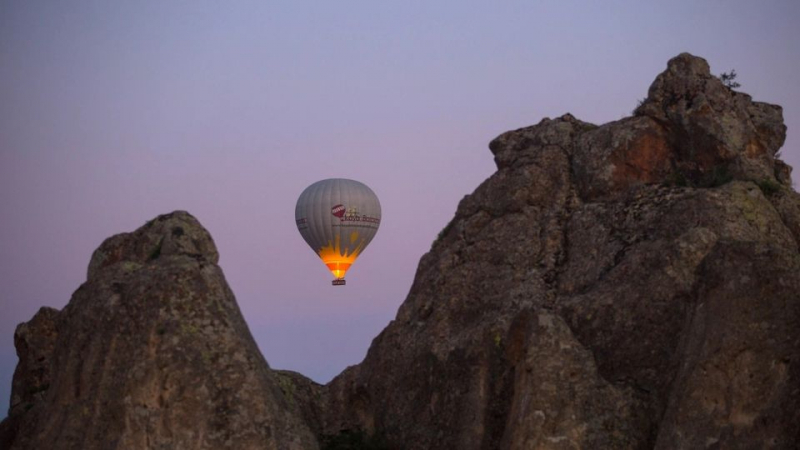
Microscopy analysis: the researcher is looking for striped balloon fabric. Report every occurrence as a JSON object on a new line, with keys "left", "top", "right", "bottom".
{"left": 295, "top": 179, "right": 381, "bottom": 285}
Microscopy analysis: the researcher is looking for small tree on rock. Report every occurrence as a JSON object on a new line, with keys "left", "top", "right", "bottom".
{"left": 719, "top": 70, "right": 741, "bottom": 89}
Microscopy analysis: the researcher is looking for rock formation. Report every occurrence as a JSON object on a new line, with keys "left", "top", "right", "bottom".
{"left": 2, "top": 53, "right": 799, "bottom": 449}
{"left": 321, "top": 53, "right": 799, "bottom": 449}
{"left": 0, "top": 212, "right": 318, "bottom": 449}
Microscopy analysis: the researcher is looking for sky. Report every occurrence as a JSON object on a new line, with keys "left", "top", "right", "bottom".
{"left": 1, "top": 1, "right": 799, "bottom": 418}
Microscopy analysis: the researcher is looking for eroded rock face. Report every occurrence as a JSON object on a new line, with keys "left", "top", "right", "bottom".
{"left": 3, "top": 53, "right": 799, "bottom": 449}
{"left": 635, "top": 53, "right": 786, "bottom": 188}
{"left": 8, "top": 307, "right": 59, "bottom": 418}
{"left": 1, "top": 212, "right": 318, "bottom": 450}
{"left": 322, "top": 53, "right": 800, "bottom": 448}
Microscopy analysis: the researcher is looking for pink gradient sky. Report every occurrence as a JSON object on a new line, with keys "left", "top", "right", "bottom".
{"left": 2, "top": 1, "right": 799, "bottom": 416}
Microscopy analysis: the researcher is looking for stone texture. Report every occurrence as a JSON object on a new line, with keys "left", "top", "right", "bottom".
{"left": 635, "top": 52, "right": 786, "bottom": 187}
{"left": 4, "top": 53, "right": 799, "bottom": 449}
{"left": 1, "top": 211, "right": 317, "bottom": 450}
{"left": 8, "top": 307, "right": 59, "bottom": 418}
{"left": 274, "top": 370, "right": 327, "bottom": 440}
{"left": 0, "top": 308, "right": 60, "bottom": 450}
{"left": 653, "top": 241, "right": 800, "bottom": 449}
{"left": 321, "top": 53, "right": 800, "bottom": 449}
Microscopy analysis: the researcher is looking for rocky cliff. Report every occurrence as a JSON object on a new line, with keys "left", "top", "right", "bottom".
{"left": 319, "top": 53, "right": 799, "bottom": 449}
{"left": 2, "top": 53, "right": 799, "bottom": 449}
{"left": 0, "top": 212, "right": 318, "bottom": 449}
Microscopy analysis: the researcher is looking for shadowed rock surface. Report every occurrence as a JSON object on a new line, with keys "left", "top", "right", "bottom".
{"left": 321, "top": 53, "right": 799, "bottom": 449}
{"left": 2, "top": 53, "right": 799, "bottom": 449}
{"left": 0, "top": 212, "right": 318, "bottom": 450}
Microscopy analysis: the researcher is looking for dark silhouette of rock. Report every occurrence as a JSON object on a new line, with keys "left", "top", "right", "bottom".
{"left": 8, "top": 307, "right": 59, "bottom": 418}
{"left": 274, "top": 370, "right": 327, "bottom": 439}
{"left": 321, "top": 53, "right": 799, "bottom": 448}
{"left": 1, "top": 212, "right": 317, "bottom": 449}
{"left": 0, "top": 308, "right": 59, "bottom": 450}
{"left": 636, "top": 53, "right": 786, "bottom": 188}
{"left": 3, "top": 53, "right": 799, "bottom": 449}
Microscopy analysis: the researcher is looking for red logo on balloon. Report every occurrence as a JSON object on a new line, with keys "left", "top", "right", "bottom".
{"left": 331, "top": 204, "right": 345, "bottom": 218}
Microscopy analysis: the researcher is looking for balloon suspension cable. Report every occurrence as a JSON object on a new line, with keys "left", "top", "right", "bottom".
{"left": 332, "top": 278, "right": 346, "bottom": 286}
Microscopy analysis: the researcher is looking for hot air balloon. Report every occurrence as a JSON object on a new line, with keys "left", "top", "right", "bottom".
{"left": 295, "top": 179, "right": 381, "bottom": 286}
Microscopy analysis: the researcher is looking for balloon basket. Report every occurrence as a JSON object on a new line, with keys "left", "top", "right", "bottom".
{"left": 332, "top": 279, "right": 346, "bottom": 286}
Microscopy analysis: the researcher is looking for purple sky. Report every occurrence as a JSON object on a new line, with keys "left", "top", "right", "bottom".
{"left": 2, "top": 1, "right": 799, "bottom": 417}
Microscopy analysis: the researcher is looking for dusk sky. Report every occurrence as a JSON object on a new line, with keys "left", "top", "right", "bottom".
{"left": 1, "top": 1, "right": 799, "bottom": 417}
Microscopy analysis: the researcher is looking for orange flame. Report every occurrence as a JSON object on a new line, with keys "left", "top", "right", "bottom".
{"left": 317, "top": 232, "right": 365, "bottom": 280}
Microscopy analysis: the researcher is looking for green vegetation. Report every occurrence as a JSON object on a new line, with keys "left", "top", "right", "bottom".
{"left": 120, "top": 261, "right": 142, "bottom": 272}
{"left": 708, "top": 165, "right": 733, "bottom": 188}
{"left": 665, "top": 170, "right": 689, "bottom": 187}
{"left": 756, "top": 178, "right": 781, "bottom": 196}
{"left": 321, "top": 430, "right": 391, "bottom": 450}
{"left": 148, "top": 237, "right": 164, "bottom": 261}
{"left": 664, "top": 165, "right": 734, "bottom": 189}
{"left": 632, "top": 98, "right": 646, "bottom": 115}
{"left": 179, "top": 322, "right": 198, "bottom": 336}
{"left": 276, "top": 375, "right": 297, "bottom": 408}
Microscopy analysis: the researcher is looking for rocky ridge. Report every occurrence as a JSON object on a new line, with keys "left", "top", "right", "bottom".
{"left": 1, "top": 212, "right": 318, "bottom": 449}
{"left": 320, "top": 53, "right": 799, "bottom": 449}
{"left": 2, "top": 53, "right": 799, "bottom": 449}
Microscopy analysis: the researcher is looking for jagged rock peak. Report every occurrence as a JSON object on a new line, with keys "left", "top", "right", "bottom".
{"left": 3, "top": 53, "right": 798, "bottom": 450}
{"left": 322, "top": 53, "right": 800, "bottom": 449}
{"left": 489, "top": 113, "right": 597, "bottom": 170}
{"left": 8, "top": 307, "right": 59, "bottom": 418}
{"left": 87, "top": 210, "right": 219, "bottom": 280}
{"left": 489, "top": 52, "right": 788, "bottom": 200}
{"left": 2, "top": 211, "right": 318, "bottom": 450}
{"left": 636, "top": 53, "right": 786, "bottom": 179}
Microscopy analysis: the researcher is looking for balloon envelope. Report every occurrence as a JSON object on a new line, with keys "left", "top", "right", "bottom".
{"left": 295, "top": 179, "right": 381, "bottom": 282}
